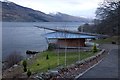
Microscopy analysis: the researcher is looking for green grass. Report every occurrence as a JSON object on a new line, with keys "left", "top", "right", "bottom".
{"left": 94, "top": 36, "right": 120, "bottom": 44}
{"left": 26, "top": 50, "right": 97, "bottom": 73}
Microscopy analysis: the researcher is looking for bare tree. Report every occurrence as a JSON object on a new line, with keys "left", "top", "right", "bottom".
{"left": 5, "top": 51, "right": 23, "bottom": 68}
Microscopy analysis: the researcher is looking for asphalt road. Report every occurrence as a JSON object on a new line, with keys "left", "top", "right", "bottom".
{"left": 77, "top": 44, "right": 119, "bottom": 78}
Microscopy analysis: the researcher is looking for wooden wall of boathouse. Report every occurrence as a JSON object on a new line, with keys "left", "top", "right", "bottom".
{"left": 57, "top": 38, "right": 85, "bottom": 47}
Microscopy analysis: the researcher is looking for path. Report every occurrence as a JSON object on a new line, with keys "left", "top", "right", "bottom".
{"left": 77, "top": 44, "right": 119, "bottom": 78}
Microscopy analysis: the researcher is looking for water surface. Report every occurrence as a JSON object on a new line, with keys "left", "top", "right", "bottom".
{"left": 2, "top": 22, "right": 83, "bottom": 60}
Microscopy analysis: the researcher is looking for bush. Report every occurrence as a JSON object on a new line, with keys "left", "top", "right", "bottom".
{"left": 22, "top": 60, "right": 27, "bottom": 68}
{"left": 111, "top": 41, "right": 116, "bottom": 44}
{"left": 48, "top": 43, "right": 57, "bottom": 51}
{"left": 27, "top": 70, "right": 32, "bottom": 77}
{"left": 46, "top": 54, "right": 49, "bottom": 60}
{"left": 22, "top": 60, "right": 28, "bottom": 72}
{"left": 92, "top": 43, "right": 98, "bottom": 53}
{"left": 23, "top": 67, "right": 27, "bottom": 72}
{"left": 37, "top": 63, "right": 39, "bottom": 66}
{"left": 5, "top": 51, "right": 23, "bottom": 69}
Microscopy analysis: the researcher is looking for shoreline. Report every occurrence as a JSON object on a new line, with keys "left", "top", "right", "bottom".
{"left": 2, "top": 49, "right": 47, "bottom": 71}
{"left": 2, "top": 47, "right": 102, "bottom": 78}
{"left": 3, "top": 43, "right": 118, "bottom": 79}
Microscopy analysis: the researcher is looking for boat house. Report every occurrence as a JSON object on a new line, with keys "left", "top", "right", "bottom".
{"left": 45, "top": 31, "right": 97, "bottom": 48}
{"left": 35, "top": 26, "right": 108, "bottom": 48}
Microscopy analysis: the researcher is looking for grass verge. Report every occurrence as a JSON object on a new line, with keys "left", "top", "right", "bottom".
{"left": 94, "top": 36, "right": 120, "bottom": 44}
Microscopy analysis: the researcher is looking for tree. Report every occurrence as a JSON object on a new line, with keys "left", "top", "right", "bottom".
{"left": 47, "top": 43, "right": 57, "bottom": 51}
{"left": 22, "top": 60, "right": 27, "bottom": 68}
{"left": 78, "top": 23, "right": 96, "bottom": 33}
{"left": 23, "top": 67, "right": 27, "bottom": 72}
{"left": 95, "top": 0, "right": 120, "bottom": 35}
{"left": 27, "top": 70, "right": 31, "bottom": 78}
{"left": 46, "top": 54, "right": 49, "bottom": 60}
{"left": 46, "top": 54, "right": 50, "bottom": 70}
{"left": 5, "top": 51, "right": 23, "bottom": 69}
{"left": 22, "top": 60, "right": 27, "bottom": 72}
{"left": 92, "top": 43, "right": 98, "bottom": 53}
{"left": 78, "top": 23, "right": 89, "bottom": 32}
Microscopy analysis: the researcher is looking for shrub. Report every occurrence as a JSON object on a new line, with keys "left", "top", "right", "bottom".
{"left": 37, "top": 63, "right": 39, "bottom": 66}
{"left": 46, "top": 54, "right": 50, "bottom": 70}
{"left": 23, "top": 67, "right": 27, "bottom": 72}
{"left": 5, "top": 51, "right": 23, "bottom": 69}
{"left": 111, "top": 41, "right": 116, "bottom": 44}
{"left": 27, "top": 70, "right": 32, "bottom": 77}
{"left": 22, "top": 60, "right": 27, "bottom": 68}
{"left": 22, "top": 60, "right": 28, "bottom": 72}
{"left": 48, "top": 43, "right": 57, "bottom": 51}
{"left": 46, "top": 54, "right": 49, "bottom": 60}
{"left": 92, "top": 43, "right": 98, "bottom": 53}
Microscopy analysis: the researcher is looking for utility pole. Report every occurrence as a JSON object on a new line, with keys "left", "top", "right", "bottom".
{"left": 57, "top": 48, "right": 60, "bottom": 66}
{"left": 56, "top": 27, "right": 60, "bottom": 66}
{"left": 64, "top": 26, "right": 67, "bottom": 66}
{"left": 78, "top": 39, "right": 80, "bottom": 61}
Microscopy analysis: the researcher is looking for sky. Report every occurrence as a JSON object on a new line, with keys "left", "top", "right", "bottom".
{"left": 1, "top": 0, "right": 104, "bottom": 18}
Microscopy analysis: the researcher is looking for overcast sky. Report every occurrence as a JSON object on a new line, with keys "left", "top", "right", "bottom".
{"left": 1, "top": 0, "right": 104, "bottom": 18}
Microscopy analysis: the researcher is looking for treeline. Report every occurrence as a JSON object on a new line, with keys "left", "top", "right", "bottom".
{"left": 78, "top": 0, "right": 120, "bottom": 36}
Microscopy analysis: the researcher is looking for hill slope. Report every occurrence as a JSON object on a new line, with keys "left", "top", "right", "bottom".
{"left": 2, "top": 1, "right": 91, "bottom": 22}
{"left": 49, "top": 12, "right": 90, "bottom": 22}
{"left": 2, "top": 1, "right": 58, "bottom": 22}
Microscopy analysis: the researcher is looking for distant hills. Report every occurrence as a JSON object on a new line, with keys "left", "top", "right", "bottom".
{"left": 49, "top": 12, "right": 91, "bottom": 22}
{"left": 1, "top": 1, "right": 92, "bottom": 22}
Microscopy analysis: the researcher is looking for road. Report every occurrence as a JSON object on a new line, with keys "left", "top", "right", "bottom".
{"left": 77, "top": 44, "right": 119, "bottom": 78}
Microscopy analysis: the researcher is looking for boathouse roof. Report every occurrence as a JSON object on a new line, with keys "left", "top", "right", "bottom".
{"left": 35, "top": 26, "right": 108, "bottom": 39}
{"left": 45, "top": 32, "right": 97, "bottom": 39}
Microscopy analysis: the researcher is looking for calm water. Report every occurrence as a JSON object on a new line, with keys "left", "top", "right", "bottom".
{"left": 2, "top": 22, "right": 83, "bottom": 60}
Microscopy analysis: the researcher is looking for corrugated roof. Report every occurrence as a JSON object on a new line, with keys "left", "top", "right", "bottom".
{"left": 45, "top": 32, "right": 96, "bottom": 39}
